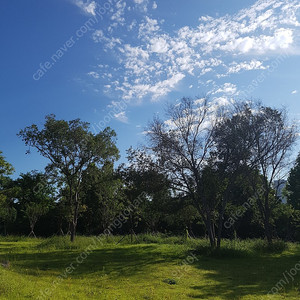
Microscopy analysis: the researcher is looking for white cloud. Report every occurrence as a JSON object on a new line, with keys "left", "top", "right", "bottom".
{"left": 213, "top": 96, "right": 232, "bottom": 107}
{"left": 179, "top": 1, "right": 298, "bottom": 55}
{"left": 220, "top": 28, "right": 294, "bottom": 54}
{"left": 92, "top": 30, "right": 122, "bottom": 49}
{"left": 148, "top": 73, "right": 185, "bottom": 100}
{"left": 120, "top": 72, "right": 185, "bottom": 101}
{"left": 87, "top": 71, "right": 100, "bottom": 79}
{"left": 150, "top": 37, "right": 169, "bottom": 53}
{"left": 128, "top": 20, "right": 137, "bottom": 31}
{"left": 138, "top": 16, "right": 160, "bottom": 38}
{"left": 213, "top": 83, "right": 238, "bottom": 95}
{"left": 124, "top": 44, "right": 149, "bottom": 61}
{"left": 292, "top": 90, "right": 298, "bottom": 94}
{"left": 228, "top": 60, "right": 267, "bottom": 74}
{"left": 111, "top": 1, "right": 126, "bottom": 25}
{"left": 73, "top": 0, "right": 97, "bottom": 16}
{"left": 83, "top": 0, "right": 300, "bottom": 101}
{"left": 114, "top": 111, "right": 129, "bottom": 123}
{"left": 133, "top": 0, "right": 149, "bottom": 12}
{"left": 92, "top": 30, "right": 105, "bottom": 42}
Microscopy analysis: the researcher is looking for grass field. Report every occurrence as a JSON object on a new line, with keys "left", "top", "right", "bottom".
{"left": 0, "top": 235, "right": 300, "bottom": 299}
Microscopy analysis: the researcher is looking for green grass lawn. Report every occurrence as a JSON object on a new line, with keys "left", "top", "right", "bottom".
{"left": 0, "top": 235, "right": 300, "bottom": 299}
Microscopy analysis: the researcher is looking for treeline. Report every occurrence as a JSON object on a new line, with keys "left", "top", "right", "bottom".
{"left": 0, "top": 98, "right": 300, "bottom": 248}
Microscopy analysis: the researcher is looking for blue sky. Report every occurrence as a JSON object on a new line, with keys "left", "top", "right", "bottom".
{"left": 1, "top": 0, "right": 300, "bottom": 177}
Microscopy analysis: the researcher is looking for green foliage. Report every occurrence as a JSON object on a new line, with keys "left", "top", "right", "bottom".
{"left": 0, "top": 151, "right": 14, "bottom": 178}
{"left": 1, "top": 110, "right": 298, "bottom": 245}
{"left": 18, "top": 115, "right": 120, "bottom": 241}
{"left": 214, "top": 102, "right": 296, "bottom": 245}
{"left": 0, "top": 171, "right": 18, "bottom": 235}
{"left": 15, "top": 171, "right": 54, "bottom": 235}
{"left": 80, "top": 163, "right": 124, "bottom": 233}
{"left": 0, "top": 194, "right": 17, "bottom": 227}
{"left": 17, "top": 115, "right": 119, "bottom": 174}
{"left": 24, "top": 202, "right": 48, "bottom": 223}
{"left": 286, "top": 153, "right": 300, "bottom": 210}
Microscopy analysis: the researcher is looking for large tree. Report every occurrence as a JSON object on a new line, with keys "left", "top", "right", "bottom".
{"left": 145, "top": 97, "right": 222, "bottom": 248}
{"left": 18, "top": 115, "right": 119, "bottom": 241}
{"left": 214, "top": 102, "right": 297, "bottom": 245}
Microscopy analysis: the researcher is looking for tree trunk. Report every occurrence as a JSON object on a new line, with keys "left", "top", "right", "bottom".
{"left": 28, "top": 230, "right": 37, "bottom": 238}
{"left": 70, "top": 221, "right": 76, "bottom": 242}
{"left": 216, "top": 214, "right": 223, "bottom": 249}
{"left": 130, "top": 214, "right": 133, "bottom": 243}
{"left": 263, "top": 190, "right": 273, "bottom": 246}
{"left": 57, "top": 219, "right": 64, "bottom": 236}
{"left": 217, "top": 197, "right": 228, "bottom": 248}
{"left": 264, "top": 209, "right": 273, "bottom": 246}
{"left": 194, "top": 199, "right": 216, "bottom": 248}
{"left": 70, "top": 194, "right": 80, "bottom": 242}
{"left": 70, "top": 208, "right": 79, "bottom": 242}
{"left": 28, "top": 222, "right": 37, "bottom": 238}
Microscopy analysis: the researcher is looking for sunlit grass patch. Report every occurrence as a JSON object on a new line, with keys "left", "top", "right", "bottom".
{"left": 0, "top": 236, "right": 300, "bottom": 299}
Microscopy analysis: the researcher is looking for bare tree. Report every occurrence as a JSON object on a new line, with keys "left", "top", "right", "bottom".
{"left": 146, "top": 97, "right": 223, "bottom": 248}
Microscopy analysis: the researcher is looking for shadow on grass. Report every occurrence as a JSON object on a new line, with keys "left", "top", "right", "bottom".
{"left": 194, "top": 239, "right": 289, "bottom": 259}
{"left": 4, "top": 244, "right": 183, "bottom": 278}
{"left": 189, "top": 248, "right": 300, "bottom": 299}
{"left": 2, "top": 240, "right": 300, "bottom": 299}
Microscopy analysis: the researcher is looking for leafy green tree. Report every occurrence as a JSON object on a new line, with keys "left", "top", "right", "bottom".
{"left": 221, "top": 170, "right": 260, "bottom": 239}
{"left": 0, "top": 151, "right": 14, "bottom": 178}
{"left": 0, "top": 152, "right": 16, "bottom": 235}
{"left": 124, "top": 151, "right": 172, "bottom": 234}
{"left": 117, "top": 164, "right": 148, "bottom": 241}
{"left": 290, "top": 209, "right": 300, "bottom": 241}
{"left": 16, "top": 171, "right": 54, "bottom": 237}
{"left": 284, "top": 153, "right": 300, "bottom": 241}
{"left": 18, "top": 115, "right": 119, "bottom": 241}
{"left": 24, "top": 203, "right": 48, "bottom": 237}
{"left": 286, "top": 153, "right": 300, "bottom": 210}
{"left": 0, "top": 193, "right": 17, "bottom": 235}
{"left": 80, "top": 163, "right": 124, "bottom": 234}
{"left": 214, "top": 102, "right": 297, "bottom": 245}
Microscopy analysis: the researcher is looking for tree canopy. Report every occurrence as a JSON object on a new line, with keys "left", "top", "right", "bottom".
{"left": 18, "top": 114, "right": 119, "bottom": 241}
